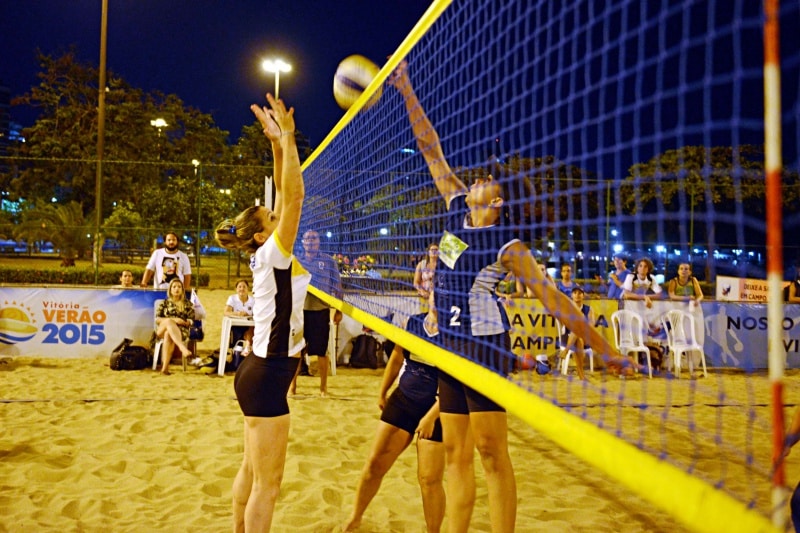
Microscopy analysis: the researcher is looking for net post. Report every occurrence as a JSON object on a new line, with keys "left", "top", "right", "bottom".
{"left": 763, "top": 0, "right": 788, "bottom": 528}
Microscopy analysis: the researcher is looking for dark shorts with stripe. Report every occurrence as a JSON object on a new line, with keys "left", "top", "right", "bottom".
{"left": 380, "top": 387, "right": 443, "bottom": 442}
{"left": 303, "top": 309, "right": 330, "bottom": 356}
{"left": 234, "top": 355, "right": 300, "bottom": 417}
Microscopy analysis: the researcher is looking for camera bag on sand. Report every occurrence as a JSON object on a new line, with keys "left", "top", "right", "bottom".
{"left": 110, "top": 338, "right": 151, "bottom": 370}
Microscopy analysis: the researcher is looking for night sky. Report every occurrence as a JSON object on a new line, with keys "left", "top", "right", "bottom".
{"left": 0, "top": 0, "right": 433, "bottom": 146}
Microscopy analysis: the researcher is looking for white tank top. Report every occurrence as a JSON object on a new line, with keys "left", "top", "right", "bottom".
{"left": 249, "top": 235, "right": 311, "bottom": 358}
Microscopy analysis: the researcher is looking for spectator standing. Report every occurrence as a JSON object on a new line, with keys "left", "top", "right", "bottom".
{"left": 290, "top": 229, "right": 343, "bottom": 397}
{"left": 597, "top": 254, "right": 630, "bottom": 300}
{"left": 414, "top": 243, "right": 439, "bottom": 301}
{"left": 557, "top": 286, "right": 595, "bottom": 380}
{"left": 140, "top": 232, "right": 192, "bottom": 290}
{"left": 667, "top": 263, "right": 704, "bottom": 307}
{"left": 622, "top": 257, "right": 663, "bottom": 308}
{"left": 556, "top": 263, "right": 581, "bottom": 298}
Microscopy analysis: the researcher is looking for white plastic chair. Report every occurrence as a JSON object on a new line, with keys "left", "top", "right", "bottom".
{"left": 611, "top": 310, "right": 652, "bottom": 378}
{"left": 556, "top": 319, "right": 593, "bottom": 376}
{"left": 152, "top": 299, "right": 164, "bottom": 371}
{"left": 661, "top": 308, "right": 707, "bottom": 378}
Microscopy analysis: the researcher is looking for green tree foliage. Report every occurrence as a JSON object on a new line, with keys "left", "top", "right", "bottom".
{"left": 14, "top": 201, "right": 91, "bottom": 266}
{"left": 619, "top": 145, "right": 800, "bottom": 215}
{"left": 102, "top": 201, "right": 147, "bottom": 250}
{"left": 617, "top": 145, "right": 800, "bottom": 253}
{"left": 8, "top": 50, "right": 230, "bottom": 233}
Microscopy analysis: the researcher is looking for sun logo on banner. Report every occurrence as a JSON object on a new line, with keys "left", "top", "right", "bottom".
{"left": 0, "top": 301, "right": 38, "bottom": 345}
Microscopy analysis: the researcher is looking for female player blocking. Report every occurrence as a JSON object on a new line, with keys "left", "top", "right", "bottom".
{"left": 215, "top": 93, "right": 309, "bottom": 533}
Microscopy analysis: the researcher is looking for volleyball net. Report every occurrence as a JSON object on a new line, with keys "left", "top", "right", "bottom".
{"left": 299, "top": 1, "right": 800, "bottom": 531}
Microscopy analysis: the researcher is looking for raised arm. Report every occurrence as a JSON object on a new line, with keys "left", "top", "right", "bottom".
{"left": 251, "top": 94, "right": 303, "bottom": 251}
{"left": 389, "top": 61, "right": 467, "bottom": 208}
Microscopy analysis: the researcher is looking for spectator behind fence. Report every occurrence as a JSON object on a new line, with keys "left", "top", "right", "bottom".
{"left": 501, "top": 264, "right": 554, "bottom": 300}
{"left": 556, "top": 263, "right": 582, "bottom": 297}
{"left": 667, "top": 263, "right": 704, "bottom": 307}
{"left": 140, "top": 232, "right": 192, "bottom": 290}
{"left": 622, "top": 257, "right": 663, "bottom": 308}
{"left": 596, "top": 254, "right": 630, "bottom": 300}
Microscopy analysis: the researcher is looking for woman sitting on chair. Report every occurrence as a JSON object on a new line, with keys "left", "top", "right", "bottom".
{"left": 557, "top": 286, "right": 595, "bottom": 379}
{"left": 225, "top": 279, "right": 255, "bottom": 358}
{"left": 154, "top": 278, "right": 195, "bottom": 375}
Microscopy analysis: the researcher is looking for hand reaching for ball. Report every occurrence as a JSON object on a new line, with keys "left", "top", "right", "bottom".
{"left": 251, "top": 93, "right": 295, "bottom": 141}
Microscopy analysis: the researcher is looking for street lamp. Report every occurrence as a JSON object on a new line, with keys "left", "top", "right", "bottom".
{"left": 150, "top": 117, "right": 168, "bottom": 132}
{"left": 151, "top": 118, "right": 168, "bottom": 159}
{"left": 261, "top": 59, "right": 291, "bottom": 99}
{"left": 193, "top": 159, "right": 202, "bottom": 271}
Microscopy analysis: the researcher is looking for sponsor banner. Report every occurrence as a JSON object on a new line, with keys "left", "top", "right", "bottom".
{"left": 702, "top": 301, "right": 800, "bottom": 369}
{"left": 716, "top": 275, "right": 789, "bottom": 303}
{"left": 0, "top": 288, "right": 164, "bottom": 358}
{"left": 505, "top": 297, "right": 800, "bottom": 370}
{"left": 504, "top": 298, "right": 618, "bottom": 357}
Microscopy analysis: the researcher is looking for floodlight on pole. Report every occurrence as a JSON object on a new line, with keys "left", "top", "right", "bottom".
{"left": 261, "top": 58, "right": 292, "bottom": 99}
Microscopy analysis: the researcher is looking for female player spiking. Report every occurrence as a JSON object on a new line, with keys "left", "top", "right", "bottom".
{"left": 390, "top": 61, "right": 632, "bottom": 533}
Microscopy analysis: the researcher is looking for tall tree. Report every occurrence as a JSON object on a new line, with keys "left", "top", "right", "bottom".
{"left": 618, "top": 145, "right": 800, "bottom": 249}
{"left": 8, "top": 49, "right": 230, "bottom": 233}
{"left": 14, "top": 201, "right": 91, "bottom": 266}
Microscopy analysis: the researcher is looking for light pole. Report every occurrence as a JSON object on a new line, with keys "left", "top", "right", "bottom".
{"left": 93, "top": 0, "right": 109, "bottom": 283}
{"left": 150, "top": 118, "right": 168, "bottom": 159}
{"left": 193, "top": 159, "right": 202, "bottom": 271}
{"left": 261, "top": 59, "right": 291, "bottom": 99}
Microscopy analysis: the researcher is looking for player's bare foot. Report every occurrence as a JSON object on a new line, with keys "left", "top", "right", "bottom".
{"left": 342, "top": 516, "right": 361, "bottom": 532}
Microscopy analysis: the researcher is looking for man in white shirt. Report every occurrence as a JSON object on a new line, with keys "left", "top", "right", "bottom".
{"left": 140, "top": 232, "right": 193, "bottom": 290}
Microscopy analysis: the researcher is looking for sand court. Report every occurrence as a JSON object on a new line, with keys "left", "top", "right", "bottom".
{"left": 0, "top": 290, "right": 790, "bottom": 532}
{"left": 1, "top": 356, "right": 693, "bottom": 532}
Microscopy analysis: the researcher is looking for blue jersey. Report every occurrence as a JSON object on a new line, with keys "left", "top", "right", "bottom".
{"left": 556, "top": 281, "right": 582, "bottom": 298}
{"left": 607, "top": 268, "right": 630, "bottom": 299}
{"left": 398, "top": 313, "right": 439, "bottom": 404}
{"left": 297, "top": 251, "right": 342, "bottom": 311}
{"left": 435, "top": 195, "right": 519, "bottom": 338}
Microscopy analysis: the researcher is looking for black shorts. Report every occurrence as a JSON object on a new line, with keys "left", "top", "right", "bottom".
{"left": 380, "top": 388, "right": 442, "bottom": 442}
{"left": 437, "top": 332, "right": 509, "bottom": 414}
{"left": 438, "top": 371, "right": 504, "bottom": 414}
{"left": 234, "top": 355, "right": 300, "bottom": 418}
{"left": 303, "top": 309, "right": 330, "bottom": 356}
